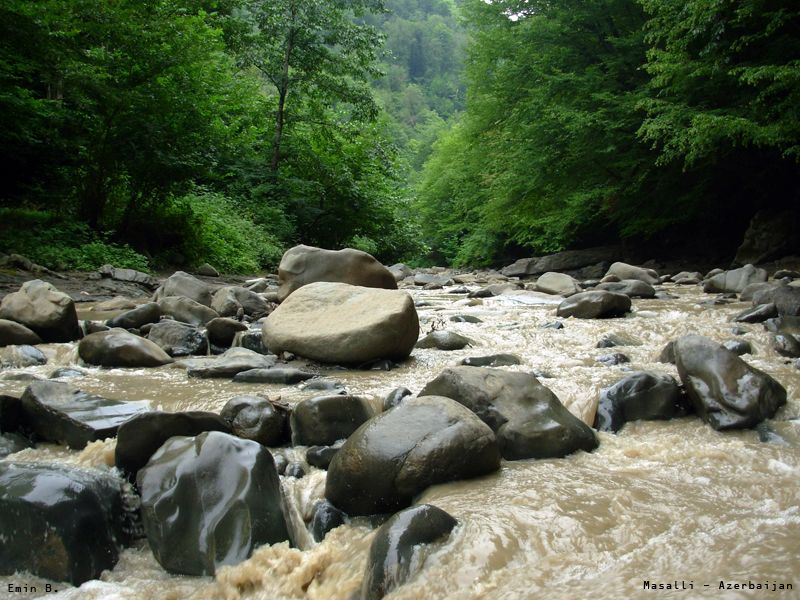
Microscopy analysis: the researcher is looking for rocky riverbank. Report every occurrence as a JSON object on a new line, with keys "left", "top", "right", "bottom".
{"left": 0, "top": 246, "right": 799, "bottom": 599}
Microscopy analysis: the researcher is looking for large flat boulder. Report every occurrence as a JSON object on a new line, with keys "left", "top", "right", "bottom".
{"left": 277, "top": 245, "right": 397, "bottom": 302}
{"left": 263, "top": 282, "right": 419, "bottom": 364}
{"left": 0, "top": 462, "right": 134, "bottom": 585}
{"left": 325, "top": 395, "right": 500, "bottom": 516}
{"left": 137, "top": 431, "right": 290, "bottom": 576}
{"left": 79, "top": 328, "right": 173, "bottom": 367}
{"left": 674, "top": 335, "right": 786, "bottom": 430}
{"left": 20, "top": 381, "right": 150, "bottom": 449}
{"left": 0, "top": 280, "right": 81, "bottom": 342}
{"left": 419, "top": 366, "right": 597, "bottom": 460}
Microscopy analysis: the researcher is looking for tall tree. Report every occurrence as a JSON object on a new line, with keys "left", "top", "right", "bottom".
{"left": 239, "top": 0, "right": 386, "bottom": 173}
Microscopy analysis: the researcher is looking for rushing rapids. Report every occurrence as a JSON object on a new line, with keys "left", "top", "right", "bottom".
{"left": 0, "top": 281, "right": 798, "bottom": 600}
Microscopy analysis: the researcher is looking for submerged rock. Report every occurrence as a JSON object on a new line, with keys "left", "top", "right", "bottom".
{"left": 461, "top": 353, "right": 522, "bottom": 367}
{"left": 0, "top": 279, "right": 81, "bottom": 342}
{"left": 0, "top": 344, "right": 47, "bottom": 368}
{"left": 232, "top": 367, "right": 315, "bottom": 384}
{"left": 310, "top": 499, "right": 347, "bottom": 543}
{"left": 362, "top": 504, "right": 458, "bottom": 600}
{"left": 263, "top": 282, "right": 419, "bottom": 364}
{"left": 0, "top": 462, "right": 134, "bottom": 585}
{"left": 290, "top": 395, "right": 378, "bottom": 446}
{"left": 115, "top": 410, "right": 231, "bottom": 480}
{"left": 186, "top": 347, "right": 275, "bottom": 378}
{"left": 0, "top": 432, "right": 33, "bottom": 457}
{"left": 556, "top": 290, "right": 631, "bottom": 319}
{"left": 419, "top": 367, "right": 597, "bottom": 460}
{"left": 277, "top": 244, "right": 397, "bottom": 302}
{"left": 326, "top": 396, "right": 500, "bottom": 516}
{"left": 674, "top": 335, "right": 786, "bottom": 430}
{"left": 137, "top": 431, "right": 290, "bottom": 576}
{"left": 20, "top": 381, "right": 150, "bottom": 449}
{"left": 595, "top": 371, "right": 690, "bottom": 432}
{"left": 79, "top": 328, "right": 173, "bottom": 367}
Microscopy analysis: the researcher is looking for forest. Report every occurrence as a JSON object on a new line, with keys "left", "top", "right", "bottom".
{"left": 0, "top": 0, "right": 797, "bottom": 272}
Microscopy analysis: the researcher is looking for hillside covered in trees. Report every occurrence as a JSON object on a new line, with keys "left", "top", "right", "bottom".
{"left": 0, "top": 0, "right": 797, "bottom": 272}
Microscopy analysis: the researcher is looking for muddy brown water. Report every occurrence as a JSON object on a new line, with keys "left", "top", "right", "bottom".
{"left": 1, "top": 284, "right": 799, "bottom": 599}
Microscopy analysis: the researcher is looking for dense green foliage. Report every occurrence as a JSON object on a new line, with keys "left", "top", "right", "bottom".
{"left": 416, "top": 0, "right": 800, "bottom": 266}
{"left": 0, "top": 0, "right": 426, "bottom": 272}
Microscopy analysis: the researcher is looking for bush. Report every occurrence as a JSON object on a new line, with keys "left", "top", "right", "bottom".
{"left": 0, "top": 208, "right": 151, "bottom": 272}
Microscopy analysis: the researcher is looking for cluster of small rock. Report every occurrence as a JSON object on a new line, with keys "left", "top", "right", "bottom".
{"left": 0, "top": 245, "right": 797, "bottom": 598}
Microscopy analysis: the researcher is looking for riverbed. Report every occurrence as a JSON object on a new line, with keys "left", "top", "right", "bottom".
{"left": 1, "top": 282, "right": 798, "bottom": 599}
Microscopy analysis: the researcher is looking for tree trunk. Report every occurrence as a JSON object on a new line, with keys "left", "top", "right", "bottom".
{"left": 270, "top": 4, "right": 296, "bottom": 173}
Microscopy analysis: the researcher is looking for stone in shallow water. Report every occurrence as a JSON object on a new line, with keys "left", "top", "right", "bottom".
{"left": 114, "top": 410, "right": 231, "bottom": 480}
{"left": 310, "top": 499, "right": 347, "bottom": 543}
{"left": 0, "top": 462, "right": 134, "bottom": 585}
{"left": 556, "top": 290, "right": 631, "bottom": 319}
{"left": 415, "top": 330, "right": 473, "bottom": 351}
{"left": 325, "top": 395, "right": 500, "bottom": 516}
{"left": 290, "top": 395, "right": 378, "bottom": 446}
{"left": 0, "top": 344, "right": 47, "bottom": 368}
{"left": 0, "top": 279, "right": 81, "bottom": 342}
{"left": 232, "top": 367, "right": 315, "bottom": 384}
{"left": 185, "top": 347, "right": 276, "bottom": 378}
{"left": 220, "top": 395, "right": 289, "bottom": 446}
{"left": 20, "top": 381, "right": 150, "bottom": 449}
{"left": 674, "top": 335, "right": 786, "bottom": 430}
{"left": 147, "top": 319, "right": 208, "bottom": 357}
{"left": 361, "top": 504, "right": 458, "bottom": 600}
{"left": 78, "top": 328, "right": 173, "bottom": 367}
{"left": 0, "top": 318, "right": 42, "bottom": 347}
{"left": 595, "top": 371, "right": 691, "bottom": 433}
{"left": 0, "top": 431, "right": 33, "bottom": 457}
{"left": 137, "top": 431, "right": 291, "bottom": 576}
{"left": 461, "top": 353, "right": 521, "bottom": 367}
{"left": 419, "top": 366, "right": 597, "bottom": 460}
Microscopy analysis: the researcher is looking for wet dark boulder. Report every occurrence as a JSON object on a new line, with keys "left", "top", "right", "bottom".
{"left": 415, "top": 331, "right": 473, "bottom": 351}
{"left": 185, "top": 347, "right": 276, "bottom": 378}
{"left": 290, "top": 395, "right": 379, "bottom": 446}
{"left": 20, "top": 381, "right": 149, "bottom": 449}
{"left": 237, "top": 327, "right": 270, "bottom": 354}
{"left": 674, "top": 335, "right": 786, "bottom": 430}
{"left": 232, "top": 367, "right": 315, "bottom": 384}
{"left": 79, "top": 328, "right": 173, "bottom": 367}
{"left": 263, "top": 282, "right": 419, "bottom": 365}
{"left": 0, "top": 318, "right": 42, "bottom": 347}
{"left": 137, "top": 431, "right": 291, "bottom": 576}
{"left": 449, "top": 315, "right": 482, "bottom": 324}
{"left": 0, "top": 432, "right": 33, "bottom": 457}
{"left": 722, "top": 339, "right": 753, "bottom": 356}
{"left": 153, "top": 271, "right": 215, "bottom": 307}
{"left": 461, "top": 353, "right": 522, "bottom": 367}
{"left": 0, "top": 280, "right": 81, "bottom": 343}
{"left": 325, "top": 395, "right": 500, "bottom": 516}
{"left": 754, "top": 285, "right": 800, "bottom": 317}
{"left": 596, "top": 280, "right": 656, "bottom": 298}
{"left": 220, "top": 395, "right": 289, "bottom": 446}
{"left": 0, "top": 462, "right": 134, "bottom": 585}
{"left": 106, "top": 302, "right": 161, "bottom": 330}
{"left": 419, "top": 366, "right": 597, "bottom": 460}
{"left": 658, "top": 341, "right": 676, "bottom": 364}
{"left": 556, "top": 290, "right": 631, "bottom": 319}
{"left": 211, "top": 286, "right": 270, "bottom": 319}
{"left": 362, "top": 504, "right": 458, "bottom": 600}
{"left": 773, "top": 333, "right": 800, "bottom": 358}
{"left": 115, "top": 410, "right": 231, "bottom": 480}
{"left": 302, "top": 378, "right": 347, "bottom": 394}
{"left": 206, "top": 317, "right": 248, "bottom": 348}
{"left": 310, "top": 499, "right": 347, "bottom": 543}
{"left": 157, "top": 296, "right": 219, "bottom": 326}
{"left": 306, "top": 445, "right": 340, "bottom": 469}
{"left": 594, "top": 371, "right": 690, "bottom": 433}
{"left": 277, "top": 244, "right": 397, "bottom": 302}
{"left": 147, "top": 319, "right": 208, "bottom": 357}
{"left": 49, "top": 367, "right": 89, "bottom": 379}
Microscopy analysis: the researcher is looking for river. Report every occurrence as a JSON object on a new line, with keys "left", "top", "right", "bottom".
{"left": 1, "top": 282, "right": 798, "bottom": 599}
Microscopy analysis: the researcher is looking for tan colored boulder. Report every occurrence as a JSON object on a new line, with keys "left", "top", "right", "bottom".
{"left": 0, "top": 280, "right": 81, "bottom": 342}
{"left": 263, "top": 282, "right": 418, "bottom": 364}
{"left": 277, "top": 245, "right": 396, "bottom": 302}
